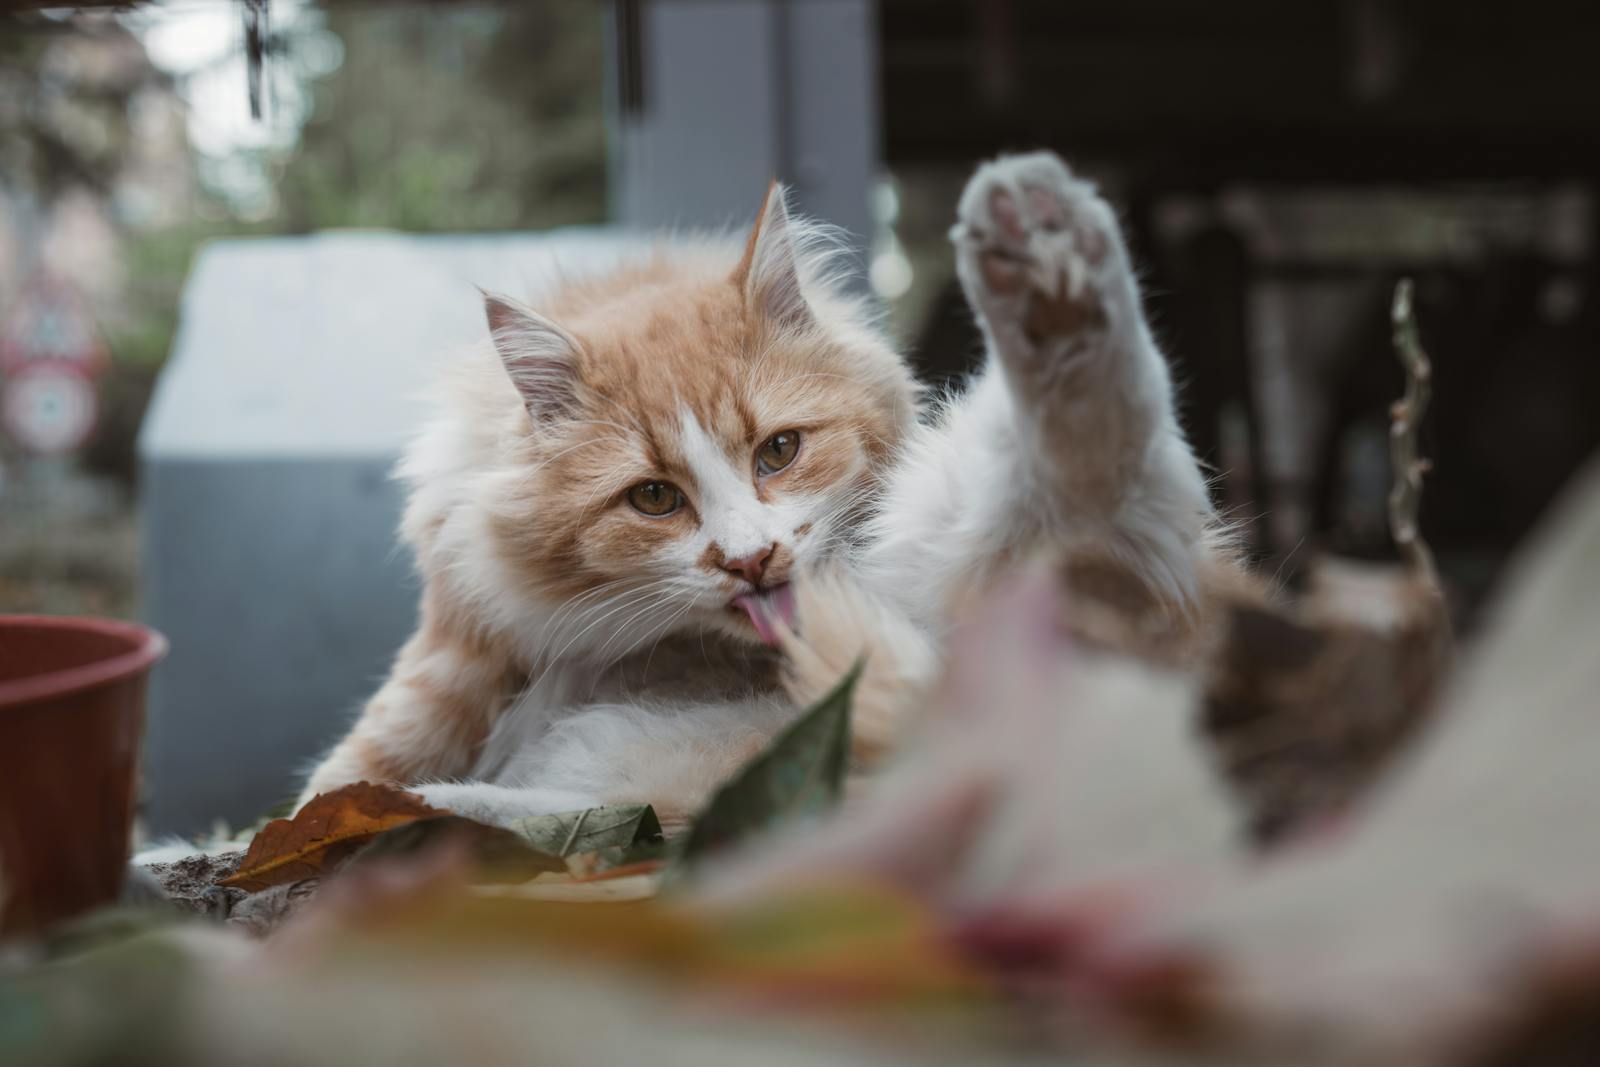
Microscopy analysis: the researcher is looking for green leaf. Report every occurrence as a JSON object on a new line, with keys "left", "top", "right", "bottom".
{"left": 352, "top": 805, "right": 665, "bottom": 884}
{"left": 354, "top": 816, "right": 567, "bottom": 882}
{"left": 586, "top": 837, "right": 670, "bottom": 871}
{"left": 506, "top": 804, "right": 663, "bottom": 858}
{"left": 675, "top": 661, "right": 860, "bottom": 866}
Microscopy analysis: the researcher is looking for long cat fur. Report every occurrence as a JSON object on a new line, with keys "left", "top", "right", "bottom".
{"left": 299, "top": 151, "right": 1237, "bottom": 830}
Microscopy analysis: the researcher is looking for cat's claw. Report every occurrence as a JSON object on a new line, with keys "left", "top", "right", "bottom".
{"left": 945, "top": 151, "right": 1191, "bottom": 522}
{"left": 951, "top": 151, "right": 1129, "bottom": 352}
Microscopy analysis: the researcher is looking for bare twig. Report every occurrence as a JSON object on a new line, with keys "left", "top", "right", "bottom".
{"left": 242, "top": 0, "right": 269, "bottom": 121}
{"left": 1389, "top": 279, "right": 1437, "bottom": 584}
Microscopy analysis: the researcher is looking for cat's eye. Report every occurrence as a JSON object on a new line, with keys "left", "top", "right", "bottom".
{"left": 627, "top": 481, "right": 682, "bottom": 517}
{"left": 756, "top": 431, "right": 800, "bottom": 476}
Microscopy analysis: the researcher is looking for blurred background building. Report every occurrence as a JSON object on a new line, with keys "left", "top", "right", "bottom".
{"left": 2, "top": 0, "right": 1597, "bottom": 831}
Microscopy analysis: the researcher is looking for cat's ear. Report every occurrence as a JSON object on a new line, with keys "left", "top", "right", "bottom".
{"left": 484, "top": 293, "right": 583, "bottom": 423}
{"left": 731, "top": 181, "right": 812, "bottom": 329}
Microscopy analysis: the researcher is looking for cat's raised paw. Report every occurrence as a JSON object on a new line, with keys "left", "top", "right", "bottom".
{"left": 951, "top": 151, "right": 1127, "bottom": 348}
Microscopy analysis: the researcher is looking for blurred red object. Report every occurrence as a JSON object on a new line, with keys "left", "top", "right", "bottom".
{"left": 0, "top": 615, "right": 165, "bottom": 936}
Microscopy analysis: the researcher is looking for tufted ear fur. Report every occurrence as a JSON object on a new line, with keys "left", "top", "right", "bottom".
{"left": 484, "top": 293, "right": 583, "bottom": 423}
{"left": 730, "top": 181, "right": 813, "bottom": 329}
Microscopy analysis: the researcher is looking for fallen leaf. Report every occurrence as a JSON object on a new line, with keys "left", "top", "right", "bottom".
{"left": 676, "top": 662, "right": 858, "bottom": 866}
{"left": 507, "top": 804, "right": 663, "bottom": 859}
{"left": 1204, "top": 557, "right": 1451, "bottom": 843}
{"left": 355, "top": 815, "right": 567, "bottom": 881}
{"left": 354, "top": 805, "right": 666, "bottom": 886}
{"left": 220, "top": 783, "right": 444, "bottom": 892}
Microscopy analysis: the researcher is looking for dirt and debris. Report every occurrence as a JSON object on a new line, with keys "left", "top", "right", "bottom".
{"left": 142, "top": 850, "right": 246, "bottom": 918}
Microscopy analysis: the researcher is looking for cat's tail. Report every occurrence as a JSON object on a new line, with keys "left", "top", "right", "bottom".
{"left": 775, "top": 568, "right": 941, "bottom": 767}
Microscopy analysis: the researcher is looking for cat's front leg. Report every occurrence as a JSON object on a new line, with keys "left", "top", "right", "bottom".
{"left": 297, "top": 601, "right": 520, "bottom": 808}
{"left": 951, "top": 151, "right": 1214, "bottom": 602}
{"left": 409, "top": 781, "right": 599, "bottom": 827}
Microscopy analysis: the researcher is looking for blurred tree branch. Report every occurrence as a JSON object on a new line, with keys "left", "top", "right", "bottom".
{"left": 1389, "top": 279, "right": 1437, "bottom": 584}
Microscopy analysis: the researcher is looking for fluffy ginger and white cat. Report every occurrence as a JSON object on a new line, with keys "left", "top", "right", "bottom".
{"left": 299, "top": 151, "right": 1235, "bottom": 828}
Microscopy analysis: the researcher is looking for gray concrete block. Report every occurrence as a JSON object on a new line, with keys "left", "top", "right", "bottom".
{"left": 139, "top": 457, "right": 414, "bottom": 833}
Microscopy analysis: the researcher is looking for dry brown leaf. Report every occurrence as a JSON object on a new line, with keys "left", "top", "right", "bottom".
{"left": 1204, "top": 557, "right": 1451, "bottom": 843}
{"left": 220, "top": 782, "right": 445, "bottom": 892}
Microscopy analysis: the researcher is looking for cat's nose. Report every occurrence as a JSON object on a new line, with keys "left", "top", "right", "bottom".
{"left": 722, "top": 544, "right": 775, "bottom": 587}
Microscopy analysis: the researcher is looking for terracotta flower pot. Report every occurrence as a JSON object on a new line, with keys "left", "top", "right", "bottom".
{"left": 0, "top": 615, "right": 166, "bottom": 937}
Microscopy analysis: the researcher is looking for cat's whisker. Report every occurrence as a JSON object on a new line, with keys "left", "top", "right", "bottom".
{"left": 523, "top": 617, "right": 639, "bottom": 702}
{"left": 588, "top": 588, "right": 688, "bottom": 668}
{"left": 524, "top": 578, "right": 643, "bottom": 652}
{"left": 537, "top": 577, "right": 636, "bottom": 643}
{"left": 550, "top": 578, "right": 681, "bottom": 643}
{"left": 559, "top": 577, "right": 690, "bottom": 643}
{"left": 528, "top": 579, "right": 685, "bottom": 691}
{"left": 640, "top": 597, "right": 700, "bottom": 684}
{"left": 601, "top": 607, "right": 686, "bottom": 676}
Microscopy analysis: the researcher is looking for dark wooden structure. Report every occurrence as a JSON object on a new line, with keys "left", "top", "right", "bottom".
{"left": 881, "top": 0, "right": 1600, "bottom": 608}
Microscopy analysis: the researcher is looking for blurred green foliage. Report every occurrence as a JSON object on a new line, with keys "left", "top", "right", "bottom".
{"left": 269, "top": 3, "right": 606, "bottom": 233}
{"left": 2, "top": 2, "right": 608, "bottom": 487}
{"left": 6, "top": 1, "right": 607, "bottom": 370}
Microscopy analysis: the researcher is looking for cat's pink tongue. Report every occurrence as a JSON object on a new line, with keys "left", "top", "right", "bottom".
{"left": 733, "top": 583, "right": 796, "bottom": 648}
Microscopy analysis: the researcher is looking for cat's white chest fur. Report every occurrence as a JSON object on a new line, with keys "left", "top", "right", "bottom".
{"left": 424, "top": 638, "right": 791, "bottom": 828}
